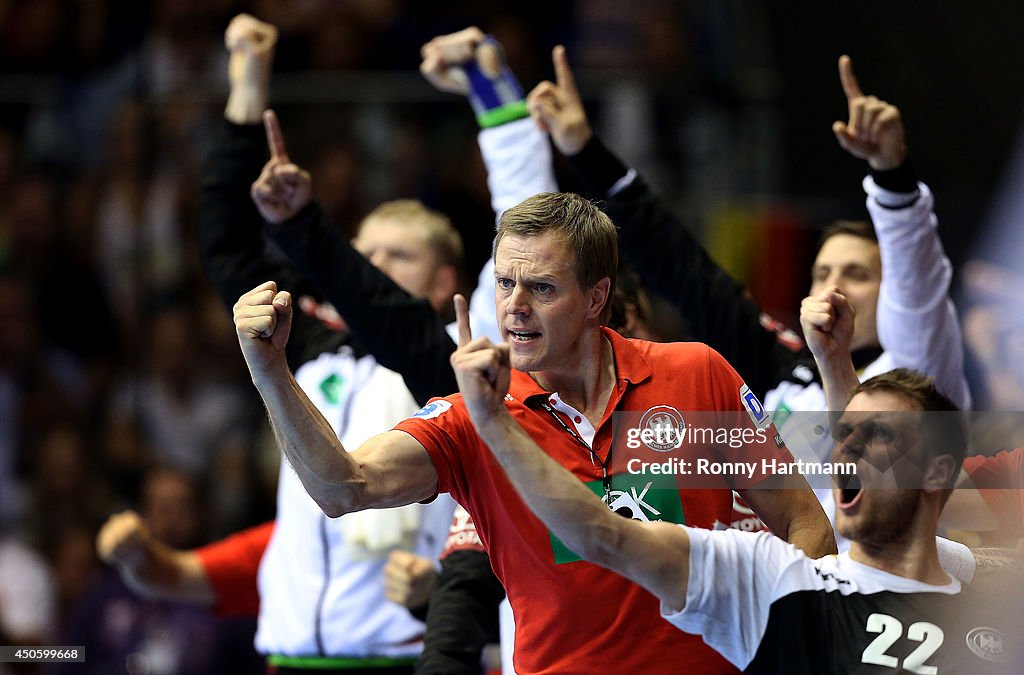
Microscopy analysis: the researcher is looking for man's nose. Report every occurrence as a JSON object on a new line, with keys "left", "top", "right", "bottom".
{"left": 505, "top": 284, "right": 531, "bottom": 315}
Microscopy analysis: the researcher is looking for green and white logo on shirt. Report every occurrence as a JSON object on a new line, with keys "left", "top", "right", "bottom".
{"left": 549, "top": 472, "right": 685, "bottom": 564}
{"left": 319, "top": 373, "right": 345, "bottom": 405}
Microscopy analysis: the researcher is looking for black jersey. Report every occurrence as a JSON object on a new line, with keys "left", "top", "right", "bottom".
{"left": 663, "top": 529, "right": 1022, "bottom": 673}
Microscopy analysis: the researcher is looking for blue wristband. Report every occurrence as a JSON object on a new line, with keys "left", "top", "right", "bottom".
{"left": 466, "top": 36, "right": 528, "bottom": 128}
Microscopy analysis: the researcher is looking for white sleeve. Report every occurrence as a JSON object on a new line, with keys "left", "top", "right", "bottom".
{"left": 660, "top": 528, "right": 806, "bottom": 670}
{"left": 935, "top": 536, "right": 976, "bottom": 583}
{"left": 477, "top": 117, "right": 556, "bottom": 220}
{"left": 865, "top": 177, "right": 971, "bottom": 409}
{"left": 470, "top": 118, "right": 558, "bottom": 344}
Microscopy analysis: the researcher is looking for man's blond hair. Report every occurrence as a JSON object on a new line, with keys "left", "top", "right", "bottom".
{"left": 494, "top": 192, "right": 617, "bottom": 320}
{"left": 360, "top": 199, "right": 465, "bottom": 275}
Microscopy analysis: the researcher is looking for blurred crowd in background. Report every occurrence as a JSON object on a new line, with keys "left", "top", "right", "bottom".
{"left": 1, "top": 1, "right": 1023, "bottom": 672}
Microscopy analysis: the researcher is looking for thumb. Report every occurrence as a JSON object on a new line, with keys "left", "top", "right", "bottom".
{"left": 476, "top": 40, "right": 502, "bottom": 78}
{"left": 272, "top": 291, "right": 293, "bottom": 349}
{"left": 833, "top": 121, "right": 861, "bottom": 153}
{"left": 833, "top": 121, "right": 869, "bottom": 146}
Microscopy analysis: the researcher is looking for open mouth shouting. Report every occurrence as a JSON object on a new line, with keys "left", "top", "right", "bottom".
{"left": 835, "top": 472, "right": 863, "bottom": 511}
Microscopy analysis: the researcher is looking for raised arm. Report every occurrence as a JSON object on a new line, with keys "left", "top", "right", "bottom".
{"left": 199, "top": 14, "right": 343, "bottom": 371}
{"left": 449, "top": 295, "right": 692, "bottom": 610}
{"left": 233, "top": 281, "right": 440, "bottom": 515}
{"left": 800, "top": 286, "right": 859, "bottom": 411}
{"left": 248, "top": 110, "right": 458, "bottom": 404}
{"left": 421, "top": 27, "right": 557, "bottom": 343}
{"left": 528, "top": 47, "right": 812, "bottom": 400}
{"left": 833, "top": 55, "right": 970, "bottom": 409}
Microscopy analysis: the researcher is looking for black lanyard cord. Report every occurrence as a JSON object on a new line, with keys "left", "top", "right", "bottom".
{"left": 537, "top": 401, "right": 612, "bottom": 505}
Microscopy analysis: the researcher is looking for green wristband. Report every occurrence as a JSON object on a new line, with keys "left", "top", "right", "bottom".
{"left": 476, "top": 100, "right": 530, "bottom": 129}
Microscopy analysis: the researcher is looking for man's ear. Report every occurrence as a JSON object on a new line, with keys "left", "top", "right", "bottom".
{"left": 588, "top": 277, "right": 611, "bottom": 321}
{"left": 923, "top": 455, "right": 958, "bottom": 494}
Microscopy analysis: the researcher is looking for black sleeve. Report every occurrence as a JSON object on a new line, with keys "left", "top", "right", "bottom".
{"left": 869, "top": 159, "right": 918, "bottom": 195}
{"left": 198, "top": 120, "right": 345, "bottom": 371}
{"left": 566, "top": 136, "right": 815, "bottom": 400}
{"left": 264, "top": 203, "right": 458, "bottom": 406}
{"left": 407, "top": 600, "right": 429, "bottom": 624}
{"left": 415, "top": 550, "right": 506, "bottom": 675}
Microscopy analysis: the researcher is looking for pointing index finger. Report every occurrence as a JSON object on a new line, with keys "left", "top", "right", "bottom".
{"left": 454, "top": 294, "right": 472, "bottom": 347}
{"left": 838, "top": 55, "right": 863, "bottom": 100}
{"left": 553, "top": 45, "right": 579, "bottom": 99}
{"left": 263, "top": 110, "right": 289, "bottom": 162}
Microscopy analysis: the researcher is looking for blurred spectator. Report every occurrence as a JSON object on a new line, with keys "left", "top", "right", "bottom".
{"left": 0, "top": 171, "right": 118, "bottom": 403}
{"left": 0, "top": 0, "right": 73, "bottom": 73}
{"left": 574, "top": 0, "right": 689, "bottom": 70}
{"left": 140, "top": 0, "right": 228, "bottom": 100}
{"left": 92, "top": 99, "right": 189, "bottom": 348}
{"left": 26, "top": 423, "right": 112, "bottom": 549}
{"left": 108, "top": 303, "right": 250, "bottom": 477}
{"left": 0, "top": 267, "right": 88, "bottom": 529}
{"left": 46, "top": 521, "right": 102, "bottom": 635}
{"left": 960, "top": 260, "right": 1024, "bottom": 452}
{"left": 50, "top": 467, "right": 260, "bottom": 675}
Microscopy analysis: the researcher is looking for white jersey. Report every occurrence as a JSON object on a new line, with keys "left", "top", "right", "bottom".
{"left": 256, "top": 347, "right": 455, "bottom": 658}
{"left": 663, "top": 528, "right": 1022, "bottom": 673}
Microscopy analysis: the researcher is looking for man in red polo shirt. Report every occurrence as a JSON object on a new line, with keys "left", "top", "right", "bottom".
{"left": 233, "top": 192, "right": 835, "bottom": 674}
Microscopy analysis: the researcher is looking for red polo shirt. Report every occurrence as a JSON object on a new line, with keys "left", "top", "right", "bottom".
{"left": 395, "top": 328, "right": 793, "bottom": 674}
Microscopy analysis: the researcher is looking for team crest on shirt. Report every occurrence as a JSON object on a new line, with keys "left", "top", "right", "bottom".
{"left": 965, "top": 627, "right": 1009, "bottom": 663}
{"left": 548, "top": 472, "right": 685, "bottom": 564}
{"left": 740, "top": 385, "right": 772, "bottom": 430}
{"left": 635, "top": 405, "right": 687, "bottom": 452}
{"left": 410, "top": 400, "right": 452, "bottom": 420}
